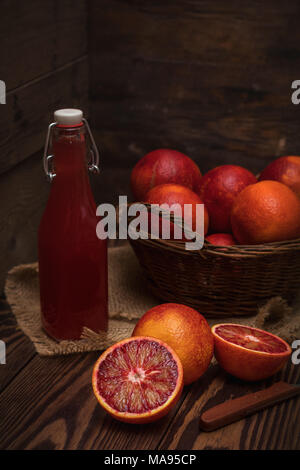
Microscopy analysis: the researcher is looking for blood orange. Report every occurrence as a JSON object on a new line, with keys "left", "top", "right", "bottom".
{"left": 259, "top": 156, "right": 300, "bottom": 197}
{"left": 92, "top": 336, "right": 183, "bottom": 423}
{"left": 196, "top": 165, "right": 257, "bottom": 233}
{"left": 133, "top": 303, "right": 214, "bottom": 385}
{"left": 131, "top": 149, "right": 202, "bottom": 201}
{"left": 145, "top": 183, "right": 209, "bottom": 236}
{"left": 206, "top": 233, "right": 237, "bottom": 246}
{"left": 212, "top": 324, "right": 291, "bottom": 382}
{"left": 231, "top": 180, "right": 300, "bottom": 244}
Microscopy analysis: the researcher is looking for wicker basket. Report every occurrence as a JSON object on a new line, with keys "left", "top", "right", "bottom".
{"left": 128, "top": 206, "right": 300, "bottom": 317}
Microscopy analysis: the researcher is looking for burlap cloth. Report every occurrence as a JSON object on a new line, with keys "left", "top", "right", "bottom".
{"left": 4, "top": 244, "right": 300, "bottom": 356}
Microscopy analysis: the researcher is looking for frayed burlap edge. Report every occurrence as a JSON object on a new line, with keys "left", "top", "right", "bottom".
{"left": 4, "top": 244, "right": 300, "bottom": 356}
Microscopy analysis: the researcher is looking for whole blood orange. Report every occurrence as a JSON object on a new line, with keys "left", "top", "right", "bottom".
{"left": 132, "top": 303, "right": 214, "bottom": 385}
{"left": 259, "top": 156, "right": 300, "bottom": 198}
{"left": 206, "top": 233, "right": 237, "bottom": 246}
{"left": 231, "top": 180, "right": 300, "bottom": 244}
{"left": 145, "top": 183, "right": 209, "bottom": 236}
{"left": 131, "top": 149, "right": 202, "bottom": 201}
{"left": 212, "top": 323, "right": 291, "bottom": 381}
{"left": 92, "top": 336, "right": 183, "bottom": 423}
{"left": 196, "top": 165, "right": 257, "bottom": 233}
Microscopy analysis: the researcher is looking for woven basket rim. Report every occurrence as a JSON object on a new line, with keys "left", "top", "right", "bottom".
{"left": 131, "top": 237, "right": 300, "bottom": 257}
{"left": 125, "top": 203, "right": 300, "bottom": 258}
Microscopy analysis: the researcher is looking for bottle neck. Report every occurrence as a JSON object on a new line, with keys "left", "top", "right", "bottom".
{"left": 50, "top": 124, "right": 96, "bottom": 209}
{"left": 52, "top": 124, "right": 87, "bottom": 175}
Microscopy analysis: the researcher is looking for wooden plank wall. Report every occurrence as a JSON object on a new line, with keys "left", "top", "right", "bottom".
{"left": 89, "top": 1, "right": 300, "bottom": 176}
{"left": 0, "top": 0, "right": 89, "bottom": 291}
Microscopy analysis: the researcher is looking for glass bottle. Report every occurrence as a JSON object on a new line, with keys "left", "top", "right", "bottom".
{"left": 39, "top": 109, "right": 108, "bottom": 340}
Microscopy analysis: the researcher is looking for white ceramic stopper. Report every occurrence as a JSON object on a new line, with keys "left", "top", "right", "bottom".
{"left": 54, "top": 108, "right": 83, "bottom": 126}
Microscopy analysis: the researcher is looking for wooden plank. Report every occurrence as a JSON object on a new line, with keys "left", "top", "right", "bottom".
{"left": 0, "top": 306, "right": 36, "bottom": 392}
{"left": 90, "top": 1, "right": 300, "bottom": 66}
{"left": 1, "top": 347, "right": 298, "bottom": 449}
{"left": 90, "top": 1, "right": 300, "bottom": 173}
{"left": 92, "top": 92, "right": 299, "bottom": 175}
{"left": 2, "top": 0, "right": 87, "bottom": 91}
{"left": 90, "top": 61, "right": 299, "bottom": 172}
{"left": 0, "top": 350, "right": 188, "bottom": 450}
{"left": 0, "top": 150, "right": 49, "bottom": 292}
{"left": 90, "top": 167, "right": 132, "bottom": 206}
{"left": 241, "top": 364, "right": 299, "bottom": 450}
{"left": 0, "top": 57, "right": 89, "bottom": 175}
{"left": 158, "top": 362, "right": 300, "bottom": 450}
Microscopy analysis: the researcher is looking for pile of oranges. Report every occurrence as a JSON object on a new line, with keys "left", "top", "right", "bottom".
{"left": 131, "top": 150, "right": 300, "bottom": 245}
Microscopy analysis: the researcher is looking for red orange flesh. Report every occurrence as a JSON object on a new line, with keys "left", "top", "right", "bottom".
{"left": 92, "top": 336, "right": 183, "bottom": 423}
{"left": 212, "top": 323, "right": 291, "bottom": 382}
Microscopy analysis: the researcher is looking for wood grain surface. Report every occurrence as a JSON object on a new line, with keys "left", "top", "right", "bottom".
{"left": 0, "top": 58, "right": 89, "bottom": 176}
{"left": 0, "top": 151, "right": 49, "bottom": 291}
{"left": 159, "top": 363, "right": 300, "bottom": 450}
{"left": 0, "top": 0, "right": 89, "bottom": 175}
{"left": 0, "top": 305, "right": 35, "bottom": 391}
{"left": 2, "top": 0, "right": 87, "bottom": 91}
{"left": 90, "top": 1, "right": 300, "bottom": 173}
{"left": 0, "top": 302, "right": 299, "bottom": 450}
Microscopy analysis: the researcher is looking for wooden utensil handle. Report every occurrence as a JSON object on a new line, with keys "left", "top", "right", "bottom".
{"left": 199, "top": 381, "right": 300, "bottom": 432}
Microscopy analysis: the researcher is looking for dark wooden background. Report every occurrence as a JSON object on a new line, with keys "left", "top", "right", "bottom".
{"left": 1, "top": 0, "right": 300, "bottom": 290}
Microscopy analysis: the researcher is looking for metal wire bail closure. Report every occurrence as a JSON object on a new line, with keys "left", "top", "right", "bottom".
{"left": 43, "top": 122, "right": 57, "bottom": 181}
{"left": 43, "top": 118, "right": 100, "bottom": 181}
{"left": 83, "top": 118, "right": 100, "bottom": 175}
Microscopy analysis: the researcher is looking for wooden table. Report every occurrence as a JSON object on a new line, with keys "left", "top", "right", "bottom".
{"left": 0, "top": 297, "right": 299, "bottom": 450}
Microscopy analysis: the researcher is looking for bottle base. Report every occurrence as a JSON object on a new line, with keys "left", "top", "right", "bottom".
{"left": 42, "top": 322, "right": 108, "bottom": 342}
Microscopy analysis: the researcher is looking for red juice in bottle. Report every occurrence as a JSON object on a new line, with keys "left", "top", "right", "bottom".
{"left": 39, "top": 109, "right": 108, "bottom": 340}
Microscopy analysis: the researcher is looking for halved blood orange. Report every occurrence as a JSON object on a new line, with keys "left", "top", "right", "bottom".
{"left": 92, "top": 336, "right": 183, "bottom": 423}
{"left": 212, "top": 323, "right": 291, "bottom": 382}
